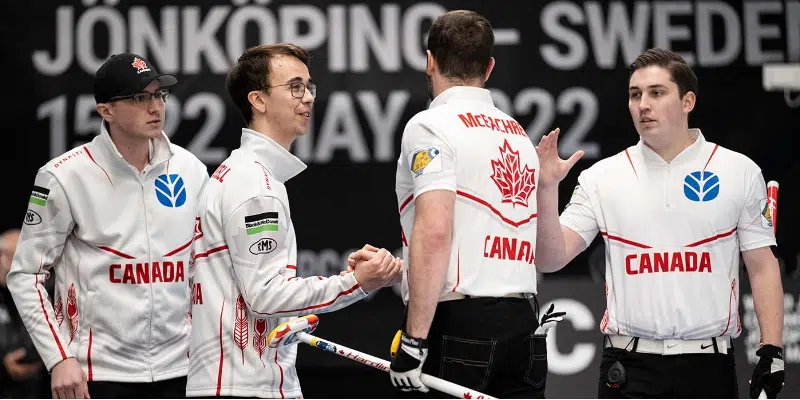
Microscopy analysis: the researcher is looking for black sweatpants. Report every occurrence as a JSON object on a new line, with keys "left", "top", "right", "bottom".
{"left": 399, "top": 296, "right": 546, "bottom": 399}
{"left": 598, "top": 346, "right": 739, "bottom": 399}
{"left": 87, "top": 375, "right": 187, "bottom": 399}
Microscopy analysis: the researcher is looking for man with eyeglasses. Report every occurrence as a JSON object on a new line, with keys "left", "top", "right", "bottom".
{"left": 185, "top": 43, "right": 402, "bottom": 399}
{"left": 7, "top": 53, "right": 209, "bottom": 399}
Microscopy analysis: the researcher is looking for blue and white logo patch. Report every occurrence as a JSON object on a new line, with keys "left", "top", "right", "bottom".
{"left": 683, "top": 171, "right": 719, "bottom": 202}
{"left": 155, "top": 174, "right": 187, "bottom": 208}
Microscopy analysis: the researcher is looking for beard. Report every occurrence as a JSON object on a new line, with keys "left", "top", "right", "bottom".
{"left": 425, "top": 73, "right": 434, "bottom": 101}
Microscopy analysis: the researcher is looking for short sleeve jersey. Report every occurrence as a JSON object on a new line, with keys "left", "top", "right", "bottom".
{"left": 560, "top": 130, "right": 775, "bottom": 339}
{"left": 395, "top": 87, "right": 541, "bottom": 302}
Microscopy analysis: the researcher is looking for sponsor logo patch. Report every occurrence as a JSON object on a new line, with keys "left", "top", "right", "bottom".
{"left": 29, "top": 185, "right": 50, "bottom": 206}
{"left": 683, "top": 171, "right": 720, "bottom": 202}
{"left": 24, "top": 209, "right": 42, "bottom": 225}
{"left": 759, "top": 198, "right": 773, "bottom": 228}
{"left": 409, "top": 146, "right": 442, "bottom": 177}
{"left": 250, "top": 238, "right": 278, "bottom": 255}
{"left": 155, "top": 174, "right": 187, "bottom": 208}
{"left": 245, "top": 212, "right": 278, "bottom": 235}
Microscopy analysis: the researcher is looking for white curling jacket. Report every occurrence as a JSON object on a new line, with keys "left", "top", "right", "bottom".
{"left": 7, "top": 123, "right": 208, "bottom": 382}
{"left": 186, "top": 129, "right": 367, "bottom": 398}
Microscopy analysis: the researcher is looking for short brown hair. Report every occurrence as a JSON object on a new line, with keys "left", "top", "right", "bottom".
{"left": 427, "top": 10, "right": 494, "bottom": 83}
{"left": 629, "top": 48, "right": 698, "bottom": 99}
{"left": 226, "top": 43, "right": 310, "bottom": 125}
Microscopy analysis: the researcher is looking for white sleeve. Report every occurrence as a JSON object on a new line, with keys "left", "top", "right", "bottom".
{"left": 6, "top": 171, "right": 74, "bottom": 371}
{"left": 223, "top": 196, "right": 366, "bottom": 318}
{"left": 737, "top": 169, "right": 777, "bottom": 251}
{"left": 559, "top": 172, "right": 600, "bottom": 249}
{"left": 399, "top": 120, "right": 457, "bottom": 197}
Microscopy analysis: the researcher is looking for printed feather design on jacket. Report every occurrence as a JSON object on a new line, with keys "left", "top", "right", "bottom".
{"left": 54, "top": 291, "right": 64, "bottom": 328}
{"left": 234, "top": 295, "right": 248, "bottom": 364}
{"left": 253, "top": 318, "right": 268, "bottom": 367}
{"left": 66, "top": 284, "right": 78, "bottom": 344}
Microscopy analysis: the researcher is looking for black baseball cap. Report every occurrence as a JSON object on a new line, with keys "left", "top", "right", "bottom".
{"left": 93, "top": 53, "right": 177, "bottom": 103}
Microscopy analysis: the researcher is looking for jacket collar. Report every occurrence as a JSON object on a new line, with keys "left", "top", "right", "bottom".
{"left": 637, "top": 128, "right": 706, "bottom": 167}
{"left": 96, "top": 122, "right": 174, "bottom": 168}
{"left": 240, "top": 128, "right": 307, "bottom": 183}
{"left": 429, "top": 86, "right": 493, "bottom": 108}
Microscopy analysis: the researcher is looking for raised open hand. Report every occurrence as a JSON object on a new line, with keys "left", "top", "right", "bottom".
{"left": 535, "top": 128, "right": 584, "bottom": 188}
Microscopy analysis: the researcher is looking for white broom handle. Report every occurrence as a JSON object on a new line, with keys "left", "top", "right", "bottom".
{"left": 297, "top": 332, "right": 496, "bottom": 399}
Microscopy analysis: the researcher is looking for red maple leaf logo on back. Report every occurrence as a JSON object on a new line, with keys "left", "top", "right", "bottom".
{"left": 490, "top": 140, "right": 536, "bottom": 207}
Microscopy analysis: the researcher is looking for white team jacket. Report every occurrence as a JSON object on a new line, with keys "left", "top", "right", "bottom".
{"left": 395, "top": 87, "right": 540, "bottom": 302}
{"left": 186, "top": 129, "right": 367, "bottom": 399}
{"left": 7, "top": 123, "right": 208, "bottom": 382}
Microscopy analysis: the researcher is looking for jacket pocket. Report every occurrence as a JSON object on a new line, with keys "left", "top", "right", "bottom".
{"left": 524, "top": 333, "right": 548, "bottom": 389}
{"left": 439, "top": 335, "right": 496, "bottom": 391}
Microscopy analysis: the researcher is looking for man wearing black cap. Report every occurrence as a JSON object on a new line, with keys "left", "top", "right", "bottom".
{"left": 7, "top": 53, "right": 209, "bottom": 399}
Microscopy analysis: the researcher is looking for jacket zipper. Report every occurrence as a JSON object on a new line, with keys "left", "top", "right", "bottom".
{"left": 140, "top": 167, "right": 155, "bottom": 382}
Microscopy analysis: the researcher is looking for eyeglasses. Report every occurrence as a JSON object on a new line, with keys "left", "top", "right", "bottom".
{"left": 263, "top": 82, "right": 316, "bottom": 99}
{"left": 108, "top": 89, "right": 170, "bottom": 105}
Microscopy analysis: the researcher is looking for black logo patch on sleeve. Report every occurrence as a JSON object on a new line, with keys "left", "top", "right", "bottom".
{"left": 249, "top": 238, "right": 278, "bottom": 255}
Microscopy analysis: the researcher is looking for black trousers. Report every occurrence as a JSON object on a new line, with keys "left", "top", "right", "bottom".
{"left": 598, "top": 346, "right": 739, "bottom": 399}
{"left": 399, "top": 296, "right": 546, "bottom": 399}
{"left": 87, "top": 375, "right": 187, "bottom": 399}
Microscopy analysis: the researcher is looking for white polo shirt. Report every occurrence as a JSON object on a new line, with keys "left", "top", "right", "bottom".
{"left": 561, "top": 129, "right": 776, "bottom": 340}
{"left": 395, "top": 86, "right": 540, "bottom": 302}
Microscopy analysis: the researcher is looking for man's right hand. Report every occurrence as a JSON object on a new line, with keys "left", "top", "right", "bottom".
{"left": 352, "top": 248, "right": 402, "bottom": 292}
{"left": 346, "top": 244, "right": 379, "bottom": 272}
{"left": 51, "top": 357, "right": 90, "bottom": 399}
{"left": 535, "top": 127, "right": 584, "bottom": 188}
{"left": 3, "top": 348, "right": 42, "bottom": 381}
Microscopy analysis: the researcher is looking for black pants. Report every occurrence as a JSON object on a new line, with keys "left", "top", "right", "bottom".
{"left": 87, "top": 376, "right": 187, "bottom": 399}
{"left": 399, "top": 297, "right": 546, "bottom": 399}
{"left": 598, "top": 346, "right": 739, "bottom": 398}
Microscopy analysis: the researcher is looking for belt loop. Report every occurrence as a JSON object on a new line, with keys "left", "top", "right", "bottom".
{"left": 711, "top": 337, "right": 719, "bottom": 354}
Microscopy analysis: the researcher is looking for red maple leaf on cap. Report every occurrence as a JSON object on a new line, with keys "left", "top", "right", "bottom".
{"left": 131, "top": 57, "right": 148, "bottom": 71}
{"left": 463, "top": 393, "right": 472, "bottom": 399}
{"left": 490, "top": 140, "right": 536, "bottom": 207}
